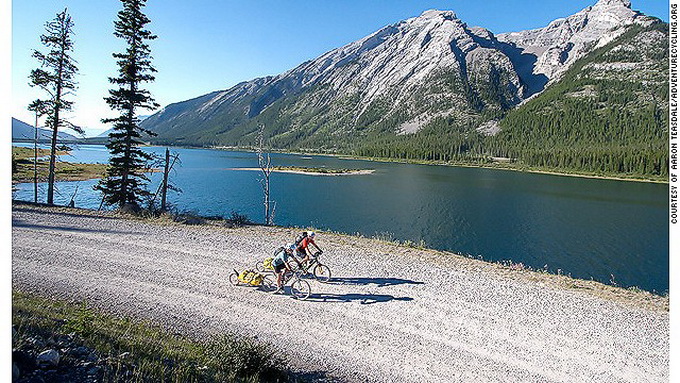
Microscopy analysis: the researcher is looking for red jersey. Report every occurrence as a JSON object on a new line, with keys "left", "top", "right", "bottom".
{"left": 297, "top": 236, "right": 316, "bottom": 251}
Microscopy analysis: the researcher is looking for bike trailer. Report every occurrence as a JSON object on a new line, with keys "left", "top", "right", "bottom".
{"left": 238, "top": 269, "right": 264, "bottom": 286}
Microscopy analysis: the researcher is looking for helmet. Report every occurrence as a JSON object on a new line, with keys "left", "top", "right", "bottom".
{"left": 287, "top": 243, "right": 296, "bottom": 251}
{"left": 308, "top": 231, "right": 316, "bottom": 238}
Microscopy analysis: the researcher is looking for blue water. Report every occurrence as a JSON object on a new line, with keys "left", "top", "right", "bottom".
{"left": 12, "top": 143, "right": 669, "bottom": 293}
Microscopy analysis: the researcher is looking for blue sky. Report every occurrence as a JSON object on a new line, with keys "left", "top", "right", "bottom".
{"left": 11, "top": 0, "right": 669, "bottom": 136}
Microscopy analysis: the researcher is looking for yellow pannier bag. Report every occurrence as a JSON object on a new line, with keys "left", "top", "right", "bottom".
{"left": 249, "top": 273, "right": 263, "bottom": 286}
{"left": 238, "top": 270, "right": 253, "bottom": 283}
{"left": 238, "top": 269, "right": 263, "bottom": 286}
{"left": 263, "top": 257, "right": 274, "bottom": 270}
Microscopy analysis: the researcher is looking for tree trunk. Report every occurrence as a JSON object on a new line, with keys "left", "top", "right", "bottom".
{"left": 33, "top": 112, "right": 38, "bottom": 204}
{"left": 161, "top": 147, "right": 169, "bottom": 211}
{"left": 46, "top": 108, "right": 59, "bottom": 205}
{"left": 46, "top": 36, "right": 66, "bottom": 205}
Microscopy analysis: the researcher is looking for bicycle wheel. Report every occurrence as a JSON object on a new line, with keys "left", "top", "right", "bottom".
{"left": 313, "top": 264, "right": 332, "bottom": 283}
{"left": 260, "top": 274, "right": 276, "bottom": 292}
{"left": 290, "top": 279, "right": 311, "bottom": 300}
{"left": 255, "top": 261, "right": 266, "bottom": 273}
{"left": 228, "top": 272, "right": 240, "bottom": 286}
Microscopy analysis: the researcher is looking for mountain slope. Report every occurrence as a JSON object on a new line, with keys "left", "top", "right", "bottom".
{"left": 142, "top": 10, "right": 536, "bottom": 148}
{"left": 489, "top": 22, "right": 668, "bottom": 177}
{"left": 12, "top": 118, "right": 80, "bottom": 142}
{"left": 140, "top": 0, "right": 666, "bottom": 177}
{"left": 497, "top": 0, "right": 652, "bottom": 82}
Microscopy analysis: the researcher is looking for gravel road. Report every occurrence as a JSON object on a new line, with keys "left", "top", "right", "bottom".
{"left": 12, "top": 203, "right": 668, "bottom": 382}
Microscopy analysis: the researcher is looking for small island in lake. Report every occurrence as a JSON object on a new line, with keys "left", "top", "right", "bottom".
{"left": 229, "top": 166, "right": 374, "bottom": 176}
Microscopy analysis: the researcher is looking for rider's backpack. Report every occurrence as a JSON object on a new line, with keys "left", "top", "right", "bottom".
{"left": 294, "top": 231, "right": 308, "bottom": 247}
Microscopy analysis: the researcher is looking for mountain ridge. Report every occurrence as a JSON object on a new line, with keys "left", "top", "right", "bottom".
{"left": 12, "top": 117, "right": 80, "bottom": 142}
{"left": 139, "top": 0, "right": 667, "bottom": 177}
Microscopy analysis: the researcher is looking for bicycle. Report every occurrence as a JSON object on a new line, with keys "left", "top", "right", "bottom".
{"left": 229, "top": 268, "right": 276, "bottom": 292}
{"left": 297, "top": 250, "right": 332, "bottom": 283}
{"left": 276, "top": 268, "right": 312, "bottom": 300}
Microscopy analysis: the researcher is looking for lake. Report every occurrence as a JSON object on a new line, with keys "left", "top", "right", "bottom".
{"left": 12, "top": 143, "right": 669, "bottom": 293}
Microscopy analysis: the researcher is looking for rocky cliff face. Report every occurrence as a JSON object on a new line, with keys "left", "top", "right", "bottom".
{"left": 141, "top": 0, "right": 660, "bottom": 148}
{"left": 144, "top": 9, "right": 527, "bottom": 144}
{"left": 497, "top": 0, "right": 654, "bottom": 84}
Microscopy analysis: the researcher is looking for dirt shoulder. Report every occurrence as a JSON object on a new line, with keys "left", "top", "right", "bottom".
{"left": 11, "top": 203, "right": 669, "bottom": 382}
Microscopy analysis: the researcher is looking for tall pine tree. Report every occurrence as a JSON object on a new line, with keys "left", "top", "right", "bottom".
{"left": 95, "top": 0, "right": 159, "bottom": 209}
{"left": 29, "top": 9, "right": 81, "bottom": 205}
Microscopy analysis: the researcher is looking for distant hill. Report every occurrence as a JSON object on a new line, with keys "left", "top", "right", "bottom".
{"left": 12, "top": 117, "right": 81, "bottom": 142}
{"left": 96, "top": 115, "right": 150, "bottom": 138}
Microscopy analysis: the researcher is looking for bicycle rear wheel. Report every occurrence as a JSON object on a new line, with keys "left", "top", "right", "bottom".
{"left": 290, "top": 279, "right": 311, "bottom": 300}
{"left": 255, "top": 261, "right": 266, "bottom": 272}
{"left": 313, "top": 264, "right": 332, "bottom": 283}
{"left": 228, "top": 272, "right": 240, "bottom": 286}
{"left": 260, "top": 274, "right": 276, "bottom": 292}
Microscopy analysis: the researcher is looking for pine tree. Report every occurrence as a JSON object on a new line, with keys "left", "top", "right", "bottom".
{"left": 29, "top": 9, "right": 81, "bottom": 205}
{"left": 95, "top": 0, "right": 159, "bottom": 209}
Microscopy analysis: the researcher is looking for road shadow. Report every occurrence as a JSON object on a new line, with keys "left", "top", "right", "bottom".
{"left": 326, "top": 277, "right": 424, "bottom": 287}
{"left": 304, "top": 293, "right": 413, "bottom": 304}
{"left": 12, "top": 219, "right": 141, "bottom": 236}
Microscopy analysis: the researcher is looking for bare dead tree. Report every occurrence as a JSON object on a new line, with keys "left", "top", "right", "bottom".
{"left": 150, "top": 148, "right": 181, "bottom": 212}
{"left": 257, "top": 124, "right": 274, "bottom": 225}
{"left": 160, "top": 148, "right": 182, "bottom": 211}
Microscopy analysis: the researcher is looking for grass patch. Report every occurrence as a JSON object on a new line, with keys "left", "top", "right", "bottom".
{"left": 12, "top": 290, "right": 290, "bottom": 382}
{"left": 12, "top": 146, "right": 107, "bottom": 183}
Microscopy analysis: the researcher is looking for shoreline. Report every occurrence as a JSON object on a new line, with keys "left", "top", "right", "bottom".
{"left": 332, "top": 154, "right": 669, "bottom": 184}
{"left": 207, "top": 145, "right": 668, "bottom": 184}
{"left": 227, "top": 167, "right": 375, "bottom": 176}
{"left": 15, "top": 142, "right": 665, "bottom": 184}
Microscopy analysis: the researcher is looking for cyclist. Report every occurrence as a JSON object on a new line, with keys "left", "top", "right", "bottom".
{"left": 296, "top": 231, "right": 323, "bottom": 269}
{"left": 272, "top": 243, "right": 299, "bottom": 293}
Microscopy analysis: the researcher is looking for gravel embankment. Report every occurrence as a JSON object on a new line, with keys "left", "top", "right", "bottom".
{"left": 12, "top": 203, "right": 669, "bottom": 383}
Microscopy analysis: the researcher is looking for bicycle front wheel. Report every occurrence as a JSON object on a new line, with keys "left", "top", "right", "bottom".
{"left": 290, "top": 279, "right": 311, "bottom": 300}
{"left": 313, "top": 264, "right": 332, "bottom": 283}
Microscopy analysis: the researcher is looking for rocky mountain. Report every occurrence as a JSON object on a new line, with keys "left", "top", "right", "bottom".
{"left": 143, "top": 9, "right": 529, "bottom": 147}
{"left": 140, "top": 0, "right": 665, "bottom": 177}
{"left": 12, "top": 118, "right": 80, "bottom": 142}
{"left": 497, "top": 0, "right": 653, "bottom": 86}
{"left": 489, "top": 21, "right": 668, "bottom": 176}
